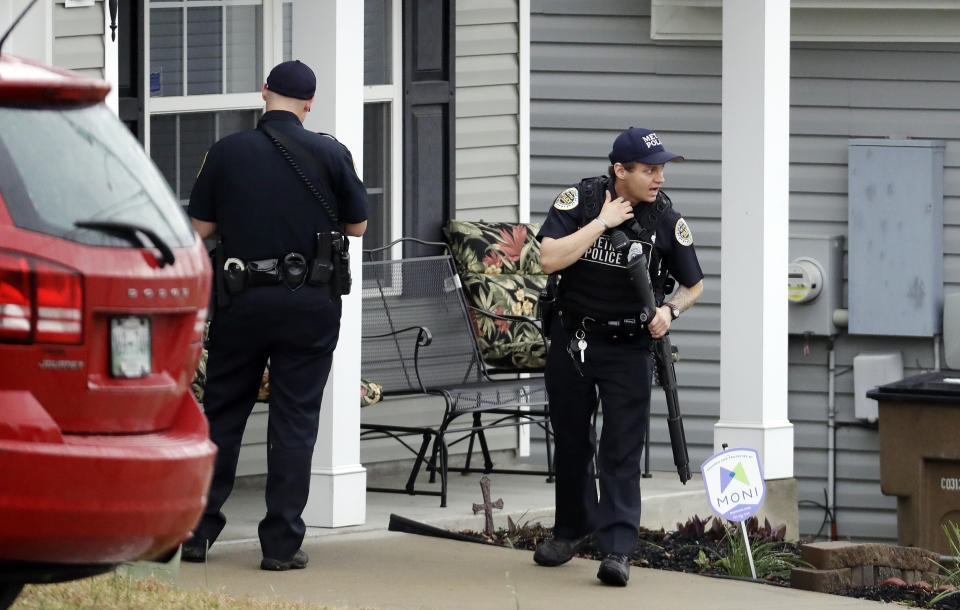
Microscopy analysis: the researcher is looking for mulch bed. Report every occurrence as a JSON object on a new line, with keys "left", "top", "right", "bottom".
{"left": 452, "top": 520, "right": 960, "bottom": 607}
{"left": 834, "top": 585, "right": 960, "bottom": 609}
{"left": 455, "top": 520, "right": 790, "bottom": 582}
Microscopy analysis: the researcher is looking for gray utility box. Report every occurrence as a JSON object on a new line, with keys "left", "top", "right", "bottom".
{"left": 789, "top": 235, "right": 844, "bottom": 336}
{"left": 848, "top": 139, "right": 945, "bottom": 337}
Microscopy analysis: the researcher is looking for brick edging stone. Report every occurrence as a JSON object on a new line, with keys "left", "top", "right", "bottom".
{"left": 790, "top": 541, "right": 941, "bottom": 593}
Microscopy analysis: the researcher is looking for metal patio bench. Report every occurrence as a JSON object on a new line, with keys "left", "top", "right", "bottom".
{"left": 360, "top": 238, "right": 553, "bottom": 507}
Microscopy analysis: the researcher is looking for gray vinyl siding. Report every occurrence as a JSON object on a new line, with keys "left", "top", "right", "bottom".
{"left": 455, "top": 0, "right": 520, "bottom": 222}
{"left": 53, "top": 0, "right": 104, "bottom": 79}
{"left": 531, "top": 0, "right": 960, "bottom": 544}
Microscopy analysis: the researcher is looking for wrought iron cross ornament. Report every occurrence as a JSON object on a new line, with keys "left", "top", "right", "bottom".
{"left": 472, "top": 475, "right": 503, "bottom": 536}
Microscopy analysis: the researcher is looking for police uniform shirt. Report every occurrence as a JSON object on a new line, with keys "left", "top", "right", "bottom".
{"left": 188, "top": 110, "right": 368, "bottom": 262}
{"left": 537, "top": 182, "right": 703, "bottom": 319}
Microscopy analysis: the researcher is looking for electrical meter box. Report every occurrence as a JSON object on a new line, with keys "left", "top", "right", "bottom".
{"left": 848, "top": 139, "right": 945, "bottom": 337}
{"left": 789, "top": 235, "right": 844, "bottom": 336}
{"left": 853, "top": 351, "right": 903, "bottom": 422}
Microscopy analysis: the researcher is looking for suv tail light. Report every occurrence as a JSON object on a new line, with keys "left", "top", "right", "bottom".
{"left": 0, "top": 250, "right": 82, "bottom": 344}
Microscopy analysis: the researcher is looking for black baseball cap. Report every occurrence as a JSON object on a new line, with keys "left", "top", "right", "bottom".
{"left": 608, "top": 127, "right": 684, "bottom": 165}
{"left": 265, "top": 60, "right": 316, "bottom": 100}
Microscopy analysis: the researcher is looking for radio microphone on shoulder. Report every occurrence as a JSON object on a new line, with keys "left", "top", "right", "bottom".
{"left": 610, "top": 229, "right": 630, "bottom": 252}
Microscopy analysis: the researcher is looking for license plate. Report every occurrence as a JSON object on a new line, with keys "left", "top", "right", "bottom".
{"left": 110, "top": 316, "right": 151, "bottom": 378}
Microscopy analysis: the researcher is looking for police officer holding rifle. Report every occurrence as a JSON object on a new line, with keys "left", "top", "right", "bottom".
{"left": 622, "top": 241, "right": 692, "bottom": 484}
{"left": 533, "top": 127, "right": 703, "bottom": 586}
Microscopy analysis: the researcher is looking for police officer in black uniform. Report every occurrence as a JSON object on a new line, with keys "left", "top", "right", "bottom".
{"left": 532, "top": 127, "right": 703, "bottom": 586}
{"left": 182, "top": 60, "right": 368, "bottom": 571}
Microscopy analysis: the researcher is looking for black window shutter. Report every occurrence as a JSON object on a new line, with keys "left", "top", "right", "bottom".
{"left": 402, "top": 0, "right": 455, "bottom": 257}
{"left": 117, "top": 0, "right": 145, "bottom": 142}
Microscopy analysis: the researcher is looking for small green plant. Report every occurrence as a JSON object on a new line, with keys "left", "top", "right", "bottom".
{"left": 694, "top": 549, "right": 712, "bottom": 570}
{"left": 709, "top": 521, "right": 810, "bottom": 580}
{"left": 929, "top": 521, "right": 960, "bottom": 607}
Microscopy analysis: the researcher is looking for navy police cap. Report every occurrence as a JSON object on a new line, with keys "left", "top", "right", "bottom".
{"left": 609, "top": 127, "right": 684, "bottom": 165}
{"left": 266, "top": 60, "right": 316, "bottom": 100}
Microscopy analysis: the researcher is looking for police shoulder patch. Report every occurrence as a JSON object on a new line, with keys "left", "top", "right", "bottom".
{"left": 674, "top": 218, "right": 693, "bottom": 246}
{"left": 553, "top": 187, "right": 579, "bottom": 211}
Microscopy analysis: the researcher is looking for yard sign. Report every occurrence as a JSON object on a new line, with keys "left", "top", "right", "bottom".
{"left": 701, "top": 446, "right": 766, "bottom": 579}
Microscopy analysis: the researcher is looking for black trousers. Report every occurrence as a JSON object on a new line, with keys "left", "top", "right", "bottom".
{"left": 545, "top": 317, "right": 653, "bottom": 556}
{"left": 193, "top": 284, "right": 340, "bottom": 560}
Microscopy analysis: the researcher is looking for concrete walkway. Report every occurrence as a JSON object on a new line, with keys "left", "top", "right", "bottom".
{"left": 171, "top": 468, "right": 885, "bottom": 609}
{"left": 177, "top": 533, "right": 884, "bottom": 609}
{"left": 214, "top": 467, "right": 716, "bottom": 543}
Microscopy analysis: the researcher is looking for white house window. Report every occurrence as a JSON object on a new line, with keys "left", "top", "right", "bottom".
{"left": 363, "top": 102, "right": 390, "bottom": 249}
{"left": 363, "top": 0, "right": 402, "bottom": 252}
{"left": 149, "top": 0, "right": 263, "bottom": 97}
{"left": 282, "top": 2, "right": 292, "bottom": 61}
{"left": 364, "top": 0, "right": 391, "bottom": 86}
{"left": 145, "top": 0, "right": 292, "bottom": 202}
{"left": 150, "top": 110, "right": 259, "bottom": 200}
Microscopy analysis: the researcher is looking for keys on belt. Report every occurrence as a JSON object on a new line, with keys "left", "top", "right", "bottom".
{"left": 567, "top": 329, "right": 588, "bottom": 376}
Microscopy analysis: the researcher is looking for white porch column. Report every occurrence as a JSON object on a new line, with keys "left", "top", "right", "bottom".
{"left": 715, "top": 0, "right": 794, "bottom": 480}
{"left": 295, "top": 0, "right": 367, "bottom": 527}
{"left": 1, "top": 0, "right": 53, "bottom": 64}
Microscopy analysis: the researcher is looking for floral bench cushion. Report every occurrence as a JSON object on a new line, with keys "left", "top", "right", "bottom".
{"left": 443, "top": 220, "right": 547, "bottom": 371}
{"left": 191, "top": 329, "right": 382, "bottom": 407}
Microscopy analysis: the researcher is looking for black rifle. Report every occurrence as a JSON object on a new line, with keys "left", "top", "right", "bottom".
{"left": 623, "top": 241, "right": 692, "bottom": 484}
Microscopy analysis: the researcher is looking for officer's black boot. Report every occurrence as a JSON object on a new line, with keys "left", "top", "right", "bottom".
{"left": 181, "top": 510, "right": 227, "bottom": 563}
{"left": 597, "top": 553, "right": 630, "bottom": 586}
{"left": 533, "top": 533, "right": 592, "bottom": 567}
{"left": 260, "top": 549, "right": 309, "bottom": 571}
{"left": 181, "top": 537, "right": 211, "bottom": 563}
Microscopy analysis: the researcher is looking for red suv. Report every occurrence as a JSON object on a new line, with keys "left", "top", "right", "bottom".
{"left": 0, "top": 55, "right": 215, "bottom": 605}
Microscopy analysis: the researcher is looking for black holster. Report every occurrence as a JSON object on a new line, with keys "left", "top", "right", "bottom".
{"left": 332, "top": 232, "right": 352, "bottom": 296}
{"left": 213, "top": 239, "right": 232, "bottom": 308}
{"left": 310, "top": 231, "right": 351, "bottom": 296}
{"left": 537, "top": 274, "right": 558, "bottom": 336}
{"left": 246, "top": 258, "right": 281, "bottom": 287}
{"left": 309, "top": 232, "right": 334, "bottom": 285}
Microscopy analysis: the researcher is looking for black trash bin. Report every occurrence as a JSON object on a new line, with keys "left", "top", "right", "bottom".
{"left": 869, "top": 371, "right": 960, "bottom": 555}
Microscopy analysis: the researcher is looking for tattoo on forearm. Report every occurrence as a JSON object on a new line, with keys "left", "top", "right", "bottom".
{"left": 668, "top": 286, "right": 697, "bottom": 314}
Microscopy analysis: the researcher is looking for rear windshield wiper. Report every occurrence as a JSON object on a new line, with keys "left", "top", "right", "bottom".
{"left": 74, "top": 220, "right": 176, "bottom": 268}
